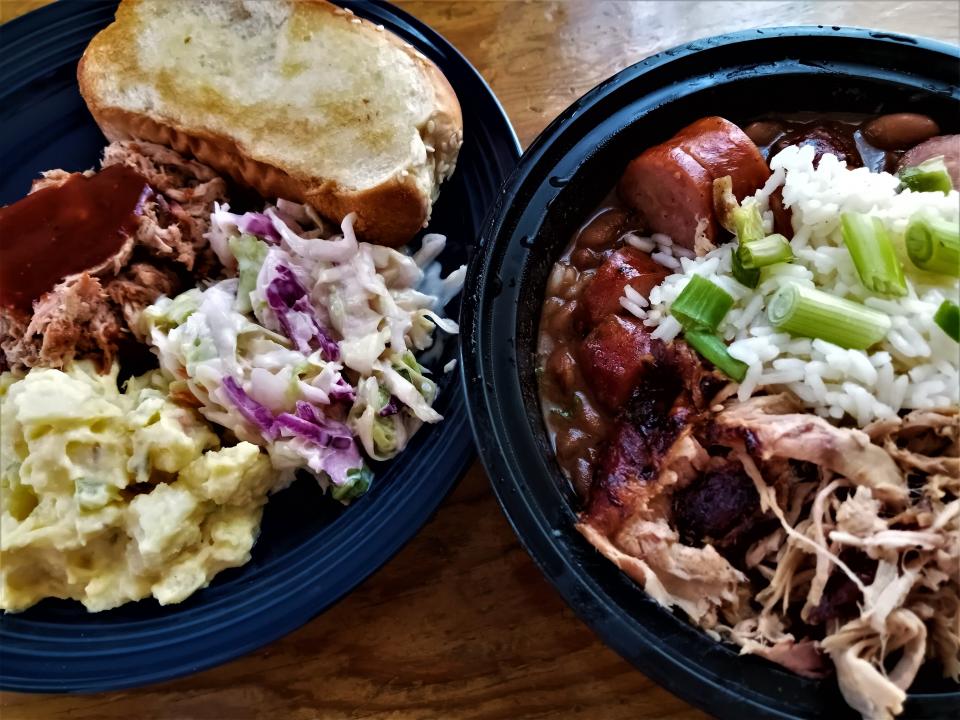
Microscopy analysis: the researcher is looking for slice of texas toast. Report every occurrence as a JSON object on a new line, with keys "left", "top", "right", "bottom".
{"left": 78, "top": 0, "right": 463, "bottom": 246}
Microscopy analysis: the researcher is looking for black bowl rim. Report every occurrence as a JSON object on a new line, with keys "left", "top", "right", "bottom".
{"left": 461, "top": 24, "right": 960, "bottom": 720}
{"left": 0, "top": 0, "right": 520, "bottom": 693}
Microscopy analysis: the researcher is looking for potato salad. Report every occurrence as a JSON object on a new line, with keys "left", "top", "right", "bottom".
{"left": 0, "top": 362, "right": 273, "bottom": 612}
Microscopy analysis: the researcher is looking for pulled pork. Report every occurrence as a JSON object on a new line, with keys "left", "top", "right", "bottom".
{"left": 0, "top": 141, "right": 227, "bottom": 372}
{"left": 578, "top": 349, "right": 959, "bottom": 720}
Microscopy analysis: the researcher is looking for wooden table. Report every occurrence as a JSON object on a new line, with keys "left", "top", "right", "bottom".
{"left": 1, "top": 1, "right": 957, "bottom": 718}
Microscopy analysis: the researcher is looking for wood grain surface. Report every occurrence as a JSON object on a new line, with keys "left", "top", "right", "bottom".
{"left": 1, "top": 2, "right": 958, "bottom": 719}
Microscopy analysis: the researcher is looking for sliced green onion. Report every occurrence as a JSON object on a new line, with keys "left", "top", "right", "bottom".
{"left": 684, "top": 330, "right": 747, "bottom": 382}
{"left": 934, "top": 299, "right": 960, "bottom": 342}
{"left": 767, "top": 283, "right": 891, "bottom": 349}
{"left": 733, "top": 199, "right": 765, "bottom": 243}
{"left": 731, "top": 246, "right": 760, "bottom": 288}
{"left": 840, "top": 213, "right": 907, "bottom": 296}
{"left": 671, "top": 275, "right": 734, "bottom": 331}
{"left": 739, "top": 233, "right": 794, "bottom": 269}
{"left": 898, "top": 156, "right": 953, "bottom": 194}
{"left": 905, "top": 214, "right": 960, "bottom": 277}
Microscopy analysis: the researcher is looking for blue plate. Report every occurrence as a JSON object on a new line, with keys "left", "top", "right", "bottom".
{"left": 0, "top": 0, "right": 519, "bottom": 692}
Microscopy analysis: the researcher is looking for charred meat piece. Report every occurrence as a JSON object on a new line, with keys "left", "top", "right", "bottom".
{"left": 672, "top": 463, "right": 761, "bottom": 551}
{"left": 582, "top": 246, "right": 668, "bottom": 326}
{"left": 619, "top": 117, "right": 770, "bottom": 249}
{"left": 806, "top": 551, "right": 878, "bottom": 626}
{"left": 583, "top": 331, "right": 722, "bottom": 534}
{"left": 595, "top": 372, "right": 686, "bottom": 487}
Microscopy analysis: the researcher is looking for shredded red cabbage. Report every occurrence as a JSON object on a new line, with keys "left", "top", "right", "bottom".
{"left": 379, "top": 395, "right": 400, "bottom": 417}
{"left": 222, "top": 380, "right": 360, "bottom": 485}
{"left": 279, "top": 401, "right": 354, "bottom": 450}
{"left": 280, "top": 401, "right": 363, "bottom": 485}
{"left": 330, "top": 377, "right": 356, "bottom": 403}
{"left": 236, "top": 212, "right": 281, "bottom": 243}
{"left": 222, "top": 376, "right": 279, "bottom": 441}
{"left": 264, "top": 265, "right": 340, "bottom": 360}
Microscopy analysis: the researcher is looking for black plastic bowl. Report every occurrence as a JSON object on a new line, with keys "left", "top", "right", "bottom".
{"left": 461, "top": 27, "right": 960, "bottom": 720}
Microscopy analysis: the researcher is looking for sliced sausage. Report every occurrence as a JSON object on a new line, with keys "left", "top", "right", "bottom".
{"left": 619, "top": 117, "right": 769, "bottom": 249}
{"left": 770, "top": 121, "right": 862, "bottom": 167}
{"left": 579, "top": 315, "right": 657, "bottom": 410}
{"left": 619, "top": 145, "right": 716, "bottom": 250}
{"left": 673, "top": 117, "right": 771, "bottom": 200}
{"left": 582, "top": 246, "right": 669, "bottom": 326}
{"left": 897, "top": 134, "right": 960, "bottom": 187}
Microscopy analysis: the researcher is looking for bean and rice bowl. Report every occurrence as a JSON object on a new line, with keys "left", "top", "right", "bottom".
{"left": 537, "top": 113, "right": 959, "bottom": 720}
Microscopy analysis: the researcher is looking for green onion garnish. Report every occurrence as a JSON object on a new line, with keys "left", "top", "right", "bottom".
{"left": 767, "top": 283, "right": 891, "bottom": 349}
{"left": 731, "top": 246, "right": 760, "bottom": 288}
{"left": 840, "top": 213, "right": 907, "bottom": 296}
{"left": 733, "top": 199, "right": 765, "bottom": 243}
{"left": 934, "top": 299, "right": 960, "bottom": 342}
{"left": 671, "top": 275, "right": 734, "bottom": 331}
{"left": 684, "top": 330, "right": 747, "bottom": 382}
{"left": 898, "top": 156, "right": 954, "bottom": 194}
{"left": 739, "top": 233, "right": 794, "bottom": 269}
{"left": 905, "top": 214, "right": 960, "bottom": 277}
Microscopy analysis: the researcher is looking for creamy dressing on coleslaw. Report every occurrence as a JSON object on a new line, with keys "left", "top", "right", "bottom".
{"left": 144, "top": 202, "right": 463, "bottom": 501}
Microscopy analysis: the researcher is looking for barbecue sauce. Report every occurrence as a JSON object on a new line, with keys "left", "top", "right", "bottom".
{"left": 0, "top": 165, "right": 148, "bottom": 311}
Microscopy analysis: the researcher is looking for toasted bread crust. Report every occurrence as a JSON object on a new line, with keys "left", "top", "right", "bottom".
{"left": 77, "top": 0, "right": 463, "bottom": 247}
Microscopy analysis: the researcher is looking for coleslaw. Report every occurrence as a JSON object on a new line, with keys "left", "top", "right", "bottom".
{"left": 143, "top": 201, "right": 464, "bottom": 502}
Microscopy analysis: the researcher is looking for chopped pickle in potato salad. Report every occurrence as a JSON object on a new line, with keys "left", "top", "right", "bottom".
{"left": 0, "top": 362, "right": 273, "bottom": 612}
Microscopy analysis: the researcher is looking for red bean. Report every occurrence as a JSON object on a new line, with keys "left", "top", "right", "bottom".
{"left": 569, "top": 457, "right": 594, "bottom": 498}
{"left": 556, "top": 426, "right": 590, "bottom": 465}
{"left": 546, "top": 263, "right": 577, "bottom": 298}
{"left": 547, "top": 347, "right": 577, "bottom": 394}
{"left": 575, "top": 392, "right": 604, "bottom": 435}
{"left": 571, "top": 247, "right": 602, "bottom": 270}
{"left": 862, "top": 113, "right": 940, "bottom": 151}
{"left": 547, "top": 299, "right": 580, "bottom": 336}
{"left": 575, "top": 208, "right": 630, "bottom": 250}
{"left": 541, "top": 297, "right": 563, "bottom": 329}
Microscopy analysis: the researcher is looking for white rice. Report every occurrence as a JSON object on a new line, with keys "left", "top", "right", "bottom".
{"left": 622, "top": 143, "right": 960, "bottom": 425}
{"left": 624, "top": 232, "right": 656, "bottom": 253}
{"left": 651, "top": 251, "right": 681, "bottom": 270}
